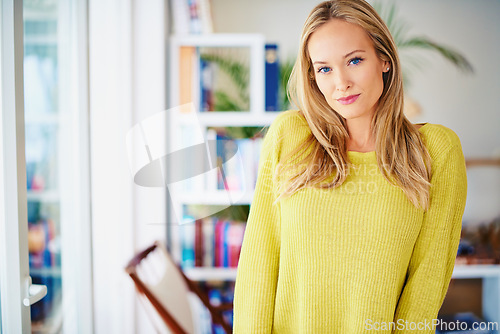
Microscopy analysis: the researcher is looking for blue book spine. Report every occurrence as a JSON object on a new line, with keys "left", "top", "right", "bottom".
{"left": 222, "top": 221, "right": 230, "bottom": 267}
{"left": 200, "top": 57, "right": 214, "bottom": 112}
{"left": 181, "top": 215, "right": 196, "bottom": 268}
{"left": 215, "top": 132, "right": 227, "bottom": 190}
{"left": 265, "top": 44, "right": 280, "bottom": 112}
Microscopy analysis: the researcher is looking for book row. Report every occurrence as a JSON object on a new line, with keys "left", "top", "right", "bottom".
{"left": 178, "top": 43, "right": 282, "bottom": 113}
{"left": 180, "top": 216, "right": 246, "bottom": 269}
{"left": 177, "top": 131, "right": 263, "bottom": 193}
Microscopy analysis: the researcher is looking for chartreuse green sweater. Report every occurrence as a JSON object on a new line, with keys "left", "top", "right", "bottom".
{"left": 233, "top": 110, "right": 467, "bottom": 333}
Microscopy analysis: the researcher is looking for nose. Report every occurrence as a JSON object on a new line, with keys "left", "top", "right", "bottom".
{"left": 334, "top": 69, "right": 351, "bottom": 92}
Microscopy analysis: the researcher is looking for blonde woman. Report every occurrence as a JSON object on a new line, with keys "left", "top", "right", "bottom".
{"left": 233, "top": 0, "right": 467, "bottom": 333}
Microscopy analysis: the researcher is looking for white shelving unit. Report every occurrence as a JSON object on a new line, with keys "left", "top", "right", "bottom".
{"left": 453, "top": 265, "right": 500, "bottom": 279}
{"left": 175, "top": 191, "right": 253, "bottom": 206}
{"left": 167, "top": 33, "right": 277, "bottom": 279}
{"left": 452, "top": 265, "right": 500, "bottom": 326}
{"left": 184, "top": 267, "right": 238, "bottom": 282}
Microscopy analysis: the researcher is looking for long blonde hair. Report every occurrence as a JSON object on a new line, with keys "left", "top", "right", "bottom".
{"left": 277, "top": 0, "right": 432, "bottom": 209}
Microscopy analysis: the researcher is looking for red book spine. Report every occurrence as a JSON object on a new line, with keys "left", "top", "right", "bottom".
{"left": 228, "top": 222, "right": 246, "bottom": 267}
{"left": 214, "top": 219, "right": 223, "bottom": 267}
{"left": 194, "top": 219, "right": 203, "bottom": 267}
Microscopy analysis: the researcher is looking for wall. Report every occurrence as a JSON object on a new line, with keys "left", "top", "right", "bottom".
{"left": 89, "top": 0, "right": 168, "bottom": 332}
{"left": 89, "top": 0, "right": 135, "bottom": 332}
{"left": 212, "top": 0, "right": 500, "bottom": 224}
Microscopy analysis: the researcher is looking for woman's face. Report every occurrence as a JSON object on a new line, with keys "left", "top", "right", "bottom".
{"left": 308, "top": 19, "right": 388, "bottom": 122}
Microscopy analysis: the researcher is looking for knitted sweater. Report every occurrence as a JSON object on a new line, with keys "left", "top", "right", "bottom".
{"left": 233, "top": 110, "right": 467, "bottom": 333}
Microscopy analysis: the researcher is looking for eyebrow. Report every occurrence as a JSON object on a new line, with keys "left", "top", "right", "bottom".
{"left": 344, "top": 49, "right": 365, "bottom": 58}
{"left": 312, "top": 49, "right": 366, "bottom": 65}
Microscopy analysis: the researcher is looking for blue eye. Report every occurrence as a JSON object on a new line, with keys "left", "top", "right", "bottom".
{"left": 317, "top": 66, "right": 332, "bottom": 74}
{"left": 349, "top": 57, "right": 364, "bottom": 66}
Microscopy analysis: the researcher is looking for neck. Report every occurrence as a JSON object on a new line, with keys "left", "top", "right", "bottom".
{"left": 345, "top": 117, "right": 375, "bottom": 152}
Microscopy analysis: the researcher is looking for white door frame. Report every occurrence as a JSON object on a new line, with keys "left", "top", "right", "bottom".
{"left": 0, "top": 0, "right": 31, "bottom": 333}
{"left": 58, "top": 0, "right": 94, "bottom": 332}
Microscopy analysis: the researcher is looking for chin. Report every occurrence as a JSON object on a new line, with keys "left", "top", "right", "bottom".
{"left": 333, "top": 109, "right": 366, "bottom": 120}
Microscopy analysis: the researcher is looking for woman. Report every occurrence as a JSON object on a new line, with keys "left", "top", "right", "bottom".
{"left": 233, "top": 0, "right": 467, "bottom": 333}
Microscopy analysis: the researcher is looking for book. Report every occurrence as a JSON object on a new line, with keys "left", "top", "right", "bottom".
{"left": 197, "top": 0, "right": 214, "bottom": 34}
{"left": 265, "top": 44, "right": 280, "bottom": 111}
{"left": 222, "top": 140, "right": 242, "bottom": 192}
{"left": 235, "top": 138, "right": 254, "bottom": 193}
{"left": 171, "top": 0, "right": 190, "bottom": 35}
{"left": 181, "top": 216, "right": 196, "bottom": 268}
{"left": 195, "top": 219, "right": 204, "bottom": 266}
{"left": 179, "top": 46, "right": 196, "bottom": 106}
{"left": 211, "top": 130, "right": 265, "bottom": 193}
{"left": 186, "top": 214, "right": 247, "bottom": 269}
{"left": 205, "top": 128, "right": 219, "bottom": 191}
{"left": 215, "top": 132, "right": 231, "bottom": 190}
{"left": 187, "top": 0, "right": 202, "bottom": 34}
{"left": 214, "top": 219, "right": 225, "bottom": 267}
{"left": 222, "top": 221, "right": 230, "bottom": 267}
{"left": 202, "top": 217, "right": 215, "bottom": 267}
{"left": 227, "top": 222, "right": 245, "bottom": 267}
{"left": 215, "top": 132, "right": 245, "bottom": 192}
{"left": 28, "top": 219, "right": 57, "bottom": 268}
{"left": 200, "top": 57, "right": 215, "bottom": 112}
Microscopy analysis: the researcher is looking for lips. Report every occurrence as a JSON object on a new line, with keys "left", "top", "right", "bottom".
{"left": 337, "top": 94, "right": 360, "bottom": 105}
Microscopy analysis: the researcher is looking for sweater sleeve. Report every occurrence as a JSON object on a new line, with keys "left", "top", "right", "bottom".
{"left": 393, "top": 136, "right": 467, "bottom": 333}
{"left": 233, "top": 122, "right": 282, "bottom": 333}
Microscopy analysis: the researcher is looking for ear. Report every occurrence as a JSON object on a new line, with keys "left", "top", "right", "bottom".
{"left": 382, "top": 61, "right": 391, "bottom": 73}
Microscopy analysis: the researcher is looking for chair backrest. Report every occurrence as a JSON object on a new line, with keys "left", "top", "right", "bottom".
{"left": 125, "top": 241, "right": 195, "bottom": 334}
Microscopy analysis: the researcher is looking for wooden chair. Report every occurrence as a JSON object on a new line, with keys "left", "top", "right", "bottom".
{"left": 125, "top": 241, "right": 233, "bottom": 334}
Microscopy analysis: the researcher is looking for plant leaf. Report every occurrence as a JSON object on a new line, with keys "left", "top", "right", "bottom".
{"left": 399, "top": 37, "right": 473, "bottom": 73}
{"left": 200, "top": 53, "right": 249, "bottom": 96}
{"left": 213, "top": 91, "right": 244, "bottom": 112}
{"left": 373, "top": 1, "right": 474, "bottom": 78}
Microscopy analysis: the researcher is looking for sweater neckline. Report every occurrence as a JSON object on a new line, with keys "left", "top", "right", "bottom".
{"left": 347, "top": 123, "right": 430, "bottom": 162}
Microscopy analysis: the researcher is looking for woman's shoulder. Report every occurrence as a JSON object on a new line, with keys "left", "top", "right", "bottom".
{"left": 263, "top": 110, "right": 313, "bottom": 157}
{"left": 265, "top": 110, "right": 311, "bottom": 140}
{"left": 269, "top": 110, "right": 309, "bottom": 130}
{"left": 417, "top": 122, "right": 463, "bottom": 161}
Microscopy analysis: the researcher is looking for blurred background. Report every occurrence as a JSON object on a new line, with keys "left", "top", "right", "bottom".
{"left": 1, "top": 0, "right": 499, "bottom": 333}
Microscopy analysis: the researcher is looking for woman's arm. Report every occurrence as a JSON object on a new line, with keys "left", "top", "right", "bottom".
{"left": 233, "top": 124, "right": 282, "bottom": 333}
{"left": 393, "top": 138, "right": 467, "bottom": 333}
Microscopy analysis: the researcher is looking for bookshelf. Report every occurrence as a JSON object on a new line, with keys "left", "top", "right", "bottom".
{"left": 167, "top": 33, "right": 278, "bottom": 271}
{"left": 167, "top": 33, "right": 276, "bottom": 331}
{"left": 451, "top": 265, "right": 500, "bottom": 327}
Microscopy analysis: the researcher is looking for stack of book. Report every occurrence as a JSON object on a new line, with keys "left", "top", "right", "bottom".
{"left": 28, "top": 219, "right": 57, "bottom": 269}
{"left": 178, "top": 43, "right": 282, "bottom": 114}
{"left": 181, "top": 216, "right": 246, "bottom": 269}
{"left": 209, "top": 129, "right": 263, "bottom": 193}
{"left": 28, "top": 218, "right": 60, "bottom": 322}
